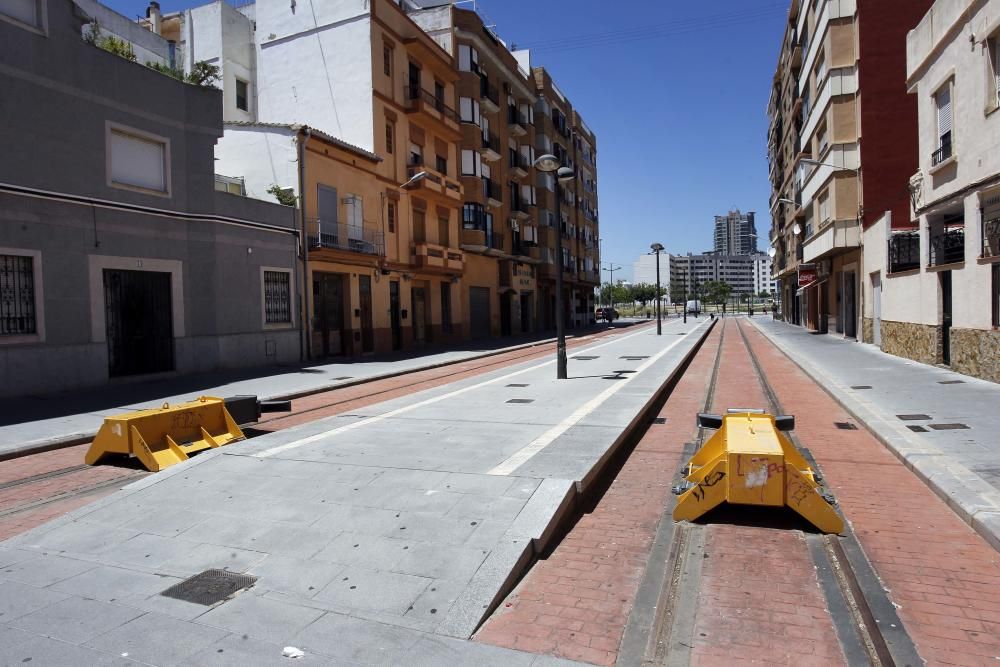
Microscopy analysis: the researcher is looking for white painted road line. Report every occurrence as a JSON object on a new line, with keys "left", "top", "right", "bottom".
{"left": 486, "top": 323, "right": 704, "bottom": 476}
{"left": 252, "top": 324, "right": 674, "bottom": 459}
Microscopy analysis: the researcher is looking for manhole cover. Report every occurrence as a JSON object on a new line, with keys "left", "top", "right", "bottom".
{"left": 834, "top": 422, "right": 858, "bottom": 430}
{"left": 928, "top": 423, "right": 970, "bottom": 430}
{"left": 506, "top": 398, "right": 534, "bottom": 404}
{"left": 850, "top": 385, "right": 872, "bottom": 390}
{"left": 506, "top": 383, "right": 529, "bottom": 387}
{"left": 907, "top": 425, "right": 928, "bottom": 433}
{"left": 937, "top": 380, "right": 965, "bottom": 385}
{"left": 573, "top": 355, "right": 599, "bottom": 360}
{"left": 160, "top": 569, "right": 257, "bottom": 606}
{"left": 896, "top": 414, "right": 931, "bottom": 421}
{"left": 652, "top": 417, "right": 667, "bottom": 425}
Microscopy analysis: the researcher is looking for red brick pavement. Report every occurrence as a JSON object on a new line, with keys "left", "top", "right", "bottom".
{"left": 743, "top": 322, "right": 1000, "bottom": 667}
{"left": 686, "top": 320, "right": 846, "bottom": 666}
{"left": 474, "top": 321, "right": 723, "bottom": 665}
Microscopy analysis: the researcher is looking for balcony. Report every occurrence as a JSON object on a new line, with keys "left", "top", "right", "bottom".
{"left": 507, "top": 106, "right": 527, "bottom": 137}
{"left": 511, "top": 196, "right": 531, "bottom": 220}
{"left": 929, "top": 223, "right": 964, "bottom": 266}
{"left": 931, "top": 133, "right": 953, "bottom": 168}
{"left": 405, "top": 85, "right": 460, "bottom": 131}
{"left": 887, "top": 232, "right": 920, "bottom": 273}
{"left": 983, "top": 215, "right": 1000, "bottom": 259}
{"left": 412, "top": 241, "right": 464, "bottom": 274}
{"left": 509, "top": 151, "right": 529, "bottom": 179}
{"left": 483, "top": 178, "right": 502, "bottom": 208}
{"left": 406, "top": 165, "right": 461, "bottom": 202}
{"left": 480, "top": 132, "right": 500, "bottom": 162}
{"left": 307, "top": 219, "right": 384, "bottom": 257}
{"left": 480, "top": 78, "right": 499, "bottom": 113}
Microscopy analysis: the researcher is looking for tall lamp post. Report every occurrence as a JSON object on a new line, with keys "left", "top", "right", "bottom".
{"left": 605, "top": 263, "right": 621, "bottom": 324}
{"left": 650, "top": 243, "right": 664, "bottom": 335}
{"left": 534, "top": 154, "right": 575, "bottom": 379}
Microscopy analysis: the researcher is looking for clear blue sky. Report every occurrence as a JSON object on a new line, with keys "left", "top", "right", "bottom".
{"left": 103, "top": 0, "right": 789, "bottom": 282}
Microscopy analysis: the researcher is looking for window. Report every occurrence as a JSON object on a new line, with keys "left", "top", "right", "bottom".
{"left": 0, "top": 254, "right": 36, "bottom": 335}
{"left": 385, "top": 122, "right": 394, "bottom": 154}
{"left": 816, "top": 120, "right": 828, "bottom": 155}
{"left": 459, "top": 97, "right": 480, "bottom": 125}
{"left": 435, "top": 155, "right": 447, "bottom": 175}
{"left": 387, "top": 200, "right": 396, "bottom": 233}
{"left": 409, "top": 142, "right": 423, "bottom": 167}
{"left": 818, "top": 190, "right": 830, "bottom": 223}
{"left": 933, "top": 84, "right": 953, "bottom": 165}
{"left": 461, "top": 149, "right": 481, "bottom": 176}
{"left": 235, "top": 79, "right": 249, "bottom": 112}
{"left": 438, "top": 216, "right": 450, "bottom": 247}
{"left": 458, "top": 44, "right": 479, "bottom": 73}
{"left": 263, "top": 270, "right": 291, "bottom": 325}
{"left": 413, "top": 209, "right": 426, "bottom": 243}
{"left": 0, "top": 0, "right": 42, "bottom": 29}
{"left": 383, "top": 44, "right": 393, "bottom": 77}
{"left": 989, "top": 36, "right": 1000, "bottom": 112}
{"left": 108, "top": 125, "right": 168, "bottom": 194}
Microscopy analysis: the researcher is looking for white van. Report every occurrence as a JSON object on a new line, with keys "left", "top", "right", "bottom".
{"left": 685, "top": 300, "right": 702, "bottom": 314}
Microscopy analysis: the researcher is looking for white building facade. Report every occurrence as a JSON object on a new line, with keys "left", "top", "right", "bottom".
{"left": 862, "top": 0, "right": 1000, "bottom": 382}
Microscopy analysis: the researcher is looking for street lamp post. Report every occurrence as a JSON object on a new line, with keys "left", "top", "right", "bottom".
{"left": 533, "top": 154, "right": 575, "bottom": 379}
{"left": 606, "top": 263, "right": 621, "bottom": 325}
{"left": 650, "top": 243, "right": 664, "bottom": 335}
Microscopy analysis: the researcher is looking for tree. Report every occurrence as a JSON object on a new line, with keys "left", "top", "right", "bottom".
{"left": 759, "top": 290, "right": 771, "bottom": 300}
{"left": 267, "top": 185, "right": 297, "bottom": 207}
{"left": 701, "top": 281, "right": 732, "bottom": 309}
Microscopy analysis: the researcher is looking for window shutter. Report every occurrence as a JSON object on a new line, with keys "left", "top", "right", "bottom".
{"left": 317, "top": 185, "right": 338, "bottom": 224}
{"left": 458, "top": 45, "right": 471, "bottom": 72}
{"left": 995, "top": 41, "right": 1000, "bottom": 104}
{"left": 461, "top": 149, "right": 477, "bottom": 176}
{"left": 936, "top": 86, "right": 952, "bottom": 139}
{"left": 111, "top": 131, "right": 166, "bottom": 192}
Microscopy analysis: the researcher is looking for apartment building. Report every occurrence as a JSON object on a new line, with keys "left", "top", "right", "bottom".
{"left": 669, "top": 253, "right": 772, "bottom": 302}
{"left": 0, "top": 0, "right": 299, "bottom": 396}
{"left": 713, "top": 210, "right": 758, "bottom": 255}
{"left": 409, "top": 3, "right": 541, "bottom": 338}
{"left": 520, "top": 59, "right": 601, "bottom": 328}
{"left": 860, "top": 0, "right": 1000, "bottom": 382}
{"left": 153, "top": 0, "right": 465, "bottom": 357}
{"left": 767, "top": 0, "right": 930, "bottom": 337}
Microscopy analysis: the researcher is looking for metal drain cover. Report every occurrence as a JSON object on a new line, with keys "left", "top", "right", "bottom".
{"left": 160, "top": 569, "right": 257, "bottom": 606}
{"left": 506, "top": 398, "right": 534, "bottom": 404}
{"left": 850, "top": 385, "right": 872, "bottom": 390}
{"left": 834, "top": 422, "right": 858, "bottom": 430}
{"left": 573, "top": 355, "right": 599, "bottom": 360}
{"left": 652, "top": 417, "right": 667, "bottom": 425}
{"left": 928, "top": 423, "right": 970, "bottom": 430}
{"left": 506, "top": 383, "right": 529, "bottom": 387}
{"left": 907, "top": 425, "right": 928, "bottom": 433}
{"left": 938, "top": 380, "right": 965, "bottom": 384}
{"left": 896, "top": 414, "right": 931, "bottom": 421}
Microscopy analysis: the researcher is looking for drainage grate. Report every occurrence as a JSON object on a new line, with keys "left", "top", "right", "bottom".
{"left": 834, "top": 422, "right": 858, "bottom": 430}
{"left": 907, "top": 425, "right": 929, "bottom": 433}
{"left": 676, "top": 333, "right": 687, "bottom": 335}
{"left": 896, "top": 414, "right": 931, "bottom": 421}
{"left": 334, "top": 376, "right": 353, "bottom": 381}
{"left": 160, "top": 569, "right": 257, "bottom": 606}
{"left": 620, "top": 356, "right": 649, "bottom": 360}
{"left": 506, "top": 398, "right": 534, "bottom": 404}
{"left": 573, "top": 355, "right": 599, "bottom": 360}
{"left": 850, "top": 385, "right": 872, "bottom": 390}
{"left": 928, "top": 423, "right": 970, "bottom": 430}
{"left": 652, "top": 417, "right": 667, "bottom": 425}
{"left": 506, "top": 383, "right": 529, "bottom": 388}
{"left": 937, "top": 380, "right": 965, "bottom": 385}
{"left": 613, "top": 370, "right": 638, "bottom": 374}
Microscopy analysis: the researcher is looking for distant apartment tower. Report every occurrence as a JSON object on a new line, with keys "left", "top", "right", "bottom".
{"left": 713, "top": 210, "right": 757, "bottom": 255}
{"left": 668, "top": 253, "right": 768, "bottom": 301}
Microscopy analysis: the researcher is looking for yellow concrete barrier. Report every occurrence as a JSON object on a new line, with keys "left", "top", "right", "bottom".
{"left": 85, "top": 396, "right": 245, "bottom": 472}
{"left": 673, "top": 410, "right": 843, "bottom": 534}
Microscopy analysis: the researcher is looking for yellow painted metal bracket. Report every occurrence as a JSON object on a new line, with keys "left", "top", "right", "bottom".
{"left": 85, "top": 396, "right": 245, "bottom": 472}
{"left": 673, "top": 411, "right": 843, "bottom": 534}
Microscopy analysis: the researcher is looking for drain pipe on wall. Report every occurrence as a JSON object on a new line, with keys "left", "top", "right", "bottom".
{"left": 297, "top": 127, "right": 312, "bottom": 361}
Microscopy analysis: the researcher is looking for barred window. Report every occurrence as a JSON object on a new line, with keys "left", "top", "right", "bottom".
{"left": 0, "top": 254, "right": 36, "bottom": 335}
{"left": 263, "top": 270, "right": 291, "bottom": 324}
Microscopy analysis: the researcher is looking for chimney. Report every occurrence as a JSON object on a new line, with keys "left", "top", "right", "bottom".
{"left": 146, "top": 1, "right": 162, "bottom": 35}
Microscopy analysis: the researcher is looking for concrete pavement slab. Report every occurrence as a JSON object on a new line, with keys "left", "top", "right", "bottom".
{"left": 9, "top": 595, "right": 145, "bottom": 644}
{"left": 0, "top": 625, "right": 141, "bottom": 666}
{"left": 0, "top": 579, "right": 70, "bottom": 622}
{"left": 177, "top": 632, "right": 337, "bottom": 667}
{"left": 752, "top": 318, "right": 1000, "bottom": 551}
{"left": 0, "top": 318, "right": 711, "bottom": 664}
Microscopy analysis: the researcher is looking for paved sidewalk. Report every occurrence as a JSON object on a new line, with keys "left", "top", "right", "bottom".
{"left": 0, "top": 326, "right": 631, "bottom": 459}
{"left": 751, "top": 318, "right": 1000, "bottom": 551}
{"left": 0, "top": 319, "right": 708, "bottom": 666}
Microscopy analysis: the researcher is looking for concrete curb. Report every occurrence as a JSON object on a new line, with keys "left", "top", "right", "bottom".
{"left": 0, "top": 324, "right": 652, "bottom": 463}
{"left": 750, "top": 319, "right": 1000, "bottom": 553}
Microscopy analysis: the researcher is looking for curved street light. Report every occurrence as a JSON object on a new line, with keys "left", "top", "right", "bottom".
{"left": 533, "top": 153, "right": 576, "bottom": 379}
{"left": 650, "top": 243, "right": 664, "bottom": 335}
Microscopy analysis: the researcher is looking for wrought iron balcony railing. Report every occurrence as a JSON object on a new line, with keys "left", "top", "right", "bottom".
{"left": 307, "top": 219, "right": 384, "bottom": 256}
{"left": 928, "top": 225, "right": 964, "bottom": 266}
{"left": 887, "top": 232, "right": 920, "bottom": 273}
{"left": 931, "top": 133, "right": 952, "bottom": 167}
{"left": 405, "top": 85, "right": 459, "bottom": 123}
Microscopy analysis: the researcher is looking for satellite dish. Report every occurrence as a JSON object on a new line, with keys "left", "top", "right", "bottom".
{"left": 768, "top": 247, "right": 776, "bottom": 258}
{"left": 792, "top": 223, "right": 802, "bottom": 235}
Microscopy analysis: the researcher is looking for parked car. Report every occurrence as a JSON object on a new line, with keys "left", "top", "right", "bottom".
{"left": 595, "top": 307, "right": 619, "bottom": 321}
